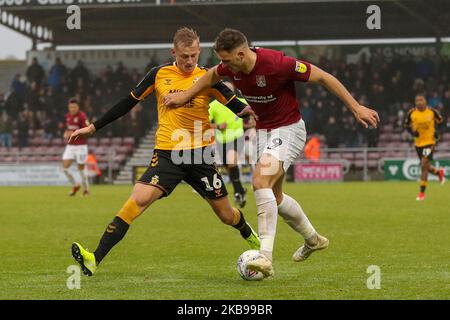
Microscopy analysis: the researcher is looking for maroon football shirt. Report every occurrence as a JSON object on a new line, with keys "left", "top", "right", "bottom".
{"left": 65, "top": 111, "right": 88, "bottom": 145}
{"left": 217, "top": 47, "right": 311, "bottom": 129}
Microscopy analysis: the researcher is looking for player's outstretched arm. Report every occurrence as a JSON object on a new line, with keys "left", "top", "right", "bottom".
{"left": 69, "top": 95, "right": 139, "bottom": 143}
{"left": 163, "top": 66, "right": 223, "bottom": 107}
{"left": 308, "top": 64, "right": 380, "bottom": 128}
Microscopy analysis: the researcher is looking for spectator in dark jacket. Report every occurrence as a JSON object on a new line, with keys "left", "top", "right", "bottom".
{"left": 26, "top": 58, "right": 45, "bottom": 87}
{"left": 48, "top": 57, "right": 68, "bottom": 90}
{"left": 323, "top": 116, "right": 340, "bottom": 148}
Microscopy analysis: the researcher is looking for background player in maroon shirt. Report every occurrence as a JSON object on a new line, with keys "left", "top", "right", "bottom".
{"left": 164, "top": 28, "right": 380, "bottom": 278}
{"left": 62, "top": 98, "right": 90, "bottom": 196}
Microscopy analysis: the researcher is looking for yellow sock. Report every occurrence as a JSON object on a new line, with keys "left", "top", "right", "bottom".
{"left": 117, "top": 199, "right": 141, "bottom": 224}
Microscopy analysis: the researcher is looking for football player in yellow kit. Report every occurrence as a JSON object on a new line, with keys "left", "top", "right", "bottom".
{"left": 404, "top": 93, "right": 445, "bottom": 201}
{"left": 68, "top": 27, "right": 259, "bottom": 276}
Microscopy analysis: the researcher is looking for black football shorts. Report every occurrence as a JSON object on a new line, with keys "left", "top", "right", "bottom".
{"left": 137, "top": 146, "right": 228, "bottom": 200}
{"left": 415, "top": 144, "right": 435, "bottom": 160}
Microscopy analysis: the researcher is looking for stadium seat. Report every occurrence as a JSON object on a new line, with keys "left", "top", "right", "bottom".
{"left": 443, "top": 133, "right": 450, "bottom": 141}
{"left": 47, "top": 146, "right": 63, "bottom": 154}
{"left": 114, "top": 154, "right": 127, "bottom": 163}
{"left": 30, "top": 137, "right": 43, "bottom": 146}
{"left": 384, "top": 151, "right": 397, "bottom": 158}
{"left": 33, "top": 146, "right": 46, "bottom": 153}
{"left": 51, "top": 138, "right": 64, "bottom": 147}
{"left": 20, "top": 147, "right": 33, "bottom": 153}
{"left": 435, "top": 152, "right": 450, "bottom": 159}
{"left": 111, "top": 137, "right": 123, "bottom": 145}
{"left": 96, "top": 154, "right": 110, "bottom": 163}
{"left": 99, "top": 137, "right": 111, "bottom": 146}
{"left": 368, "top": 160, "right": 378, "bottom": 168}
{"left": 390, "top": 135, "right": 402, "bottom": 142}
{"left": 123, "top": 145, "right": 134, "bottom": 154}
{"left": 341, "top": 152, "right": 355, "bottom": 161}
{"left": 392, "top": 151, "right": 407, "bottom": 158}
{"left": 328, "top": 152, "right": 341, "bottom": 159}
{"left": 123, "top": 137, "right": 135, "bottom": 147}
{"left": 354, "top": 153, "right": 365, "bottom": 160}
{"left": 382, "top": 124, "right": 394, "bottom": 132}
{"left": 368, "top": 152, "right": 381, "bottom": 160}
{"left": 2, "top": 156, "right": 15, "bottom": 163}
{"left": 88, "top": 137, "right": 98, "bottom": 147}
{"left": 116, "top": 145, "right": 130, "bottom": 154}
{"left": 43, "top": 139, "right": 52, "bottom": 147}
{"left": 353, "top": 160, "right": 364, "bottom": 169}
{"left": 93, "top": 146, "right": 109, "bottom": 155}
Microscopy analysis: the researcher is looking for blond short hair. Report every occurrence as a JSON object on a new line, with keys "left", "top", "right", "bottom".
{"left": 173, "top": 27, "right": 200, "bottom": 48}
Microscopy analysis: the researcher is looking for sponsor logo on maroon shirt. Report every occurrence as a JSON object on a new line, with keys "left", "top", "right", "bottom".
{"left": 217, "top": 47, "right": 311, "bottom": 130}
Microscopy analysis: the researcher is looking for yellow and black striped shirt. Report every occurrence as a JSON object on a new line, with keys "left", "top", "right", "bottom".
{"left": 404, "top": 106, "right": 443, "bottom": 147}
{"left": 131, "top": 62, "right": 239, "bottom": 150}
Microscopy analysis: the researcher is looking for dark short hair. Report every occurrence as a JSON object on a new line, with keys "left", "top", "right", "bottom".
{"left": 415, "top": 93, "right": 427, "bottom": 99}
{"left": 68, "top": 97, "right": 79, "bottom": 105}
{"left": 213, "top": 28, "right": 248, "bottom": 52}
{"left": 173, "top": 27, "right": 200, "bottom": 48}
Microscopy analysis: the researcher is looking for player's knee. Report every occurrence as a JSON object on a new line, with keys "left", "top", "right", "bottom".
{"left": 252, "top": 175, "right": 271, "bottom": 190}
{"left": 131, "top": 184, "right": 163, "bottom": 209}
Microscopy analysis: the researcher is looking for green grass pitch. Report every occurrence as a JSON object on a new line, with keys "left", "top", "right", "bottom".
{"left": 0, "top": 182, "right": 449, "bottom": 299}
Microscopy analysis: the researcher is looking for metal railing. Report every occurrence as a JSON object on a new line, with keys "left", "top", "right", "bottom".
{"left": 0, "top": 148, "right": 117, "bottom": 184}
{"left": 306, "top": 146, "right": 450, "bottom": 181}
{"left": 2, "top": 146, "right": 450, "bottom": 183}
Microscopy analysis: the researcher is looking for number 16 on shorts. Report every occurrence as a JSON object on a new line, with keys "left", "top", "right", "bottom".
{"left": 201, "top": 173, "right": 223, "bottom": 191}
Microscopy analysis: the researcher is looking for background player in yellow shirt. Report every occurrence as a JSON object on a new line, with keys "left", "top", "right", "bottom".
{"left": 209, "top": 82, "right": 248, "bottom": 208}
{"left": 67, "top": 28, "right": 259, "bottom": 276}
{"left": 404, "top": 93, "right": 445, "bottom": 201}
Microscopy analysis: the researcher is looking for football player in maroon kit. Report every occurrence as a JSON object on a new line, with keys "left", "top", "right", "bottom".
{"left": 164, "top": 28, "right": 380, "bottom": 278}
{"left": 62, "top": 98, "right": 90, "bottom": 196}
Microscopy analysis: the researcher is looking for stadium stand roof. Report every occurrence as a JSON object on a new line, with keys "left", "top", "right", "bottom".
{"left": 1, "top": 0, "right": 449, "bottom": 46}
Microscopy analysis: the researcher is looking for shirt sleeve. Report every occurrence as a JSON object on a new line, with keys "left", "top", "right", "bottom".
{"left": 210, "top": 80, "right": 236, "bottom": 105}
{"left": 404, "top": 109, "right": 414, "bottom": 134}
{"left": 130, "top": 66, "right": 159, "bottom": 100}
{"left": 216, "top": 63, "right": 230, "bottom": 77}
{"left": 210, "top": 81, "right": 249, "bottom": 115}
{"left": 277, "top": 55, "right": 312, "bottom": 82}
{"left": 431, "top": 108, "right": 444, "bottom": 124}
